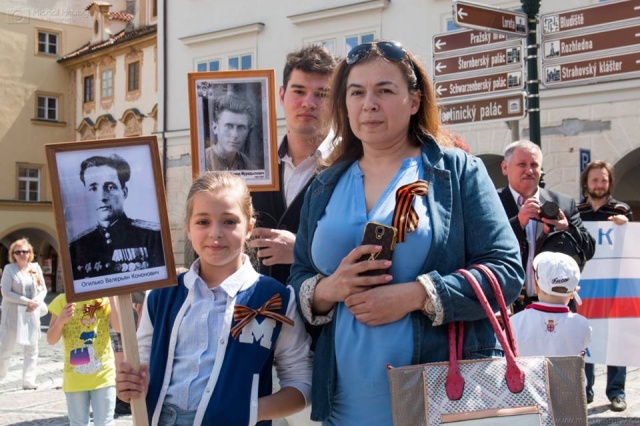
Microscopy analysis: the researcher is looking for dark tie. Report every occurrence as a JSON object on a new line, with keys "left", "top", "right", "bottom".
{"left": 392, "top": 181, "right": 429, "bottom": 243}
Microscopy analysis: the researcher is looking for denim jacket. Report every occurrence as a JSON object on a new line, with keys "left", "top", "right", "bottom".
{"left": 288, "top": 136, "right": 525, "bottom": 421}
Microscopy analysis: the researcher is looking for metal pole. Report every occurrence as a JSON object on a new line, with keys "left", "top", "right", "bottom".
{"left": 521, "top": 0, "right": 543, "bottom": 186}
{"left": 521, "top": 0, "right": 541, "bottom": 148}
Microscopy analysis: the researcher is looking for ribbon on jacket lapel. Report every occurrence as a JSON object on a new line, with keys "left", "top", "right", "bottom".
{"left": 231, "top": 293, "right": 294, "bottom": 339}
{"left": 392, "top": 180, "right": 429, "bottom": 243}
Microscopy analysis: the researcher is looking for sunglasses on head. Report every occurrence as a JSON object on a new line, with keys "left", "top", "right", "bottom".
{"left": 346, "top": 41, "right": 409, "bottom": 66}
{"left": 14, "top": 250, "right": 30, "bottom": 255}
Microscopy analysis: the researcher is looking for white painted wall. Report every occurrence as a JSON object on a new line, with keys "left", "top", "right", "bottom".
{"left": 160, "top": 0, "right": 640, "bottom": 264}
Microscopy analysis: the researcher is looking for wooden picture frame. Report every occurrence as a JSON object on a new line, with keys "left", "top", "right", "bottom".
{"left": 188, "top": 69, "right": 279, "bottom": 192}
{"left": 45, "top": 136, "right": 176, "bottom": 302}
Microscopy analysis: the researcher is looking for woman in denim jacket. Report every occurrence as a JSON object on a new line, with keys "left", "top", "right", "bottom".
{"left": 288, "top": 41, "right": 524, "bottom": 425}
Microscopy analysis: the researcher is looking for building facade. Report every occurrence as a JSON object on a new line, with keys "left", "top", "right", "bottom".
{"left": 159, "top": 0, "right": 640, "bottom": 266}
{"left": 0, "top": 3, "right": 92, "bottom": 289}
{"left": 0, "top": 0, "right": 157, "bottom": 293}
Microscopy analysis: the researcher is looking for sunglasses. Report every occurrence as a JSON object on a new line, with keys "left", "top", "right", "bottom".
{"left": 346, "top": 41, "right": 410, "bottom": 66}
{"left": 14, "top": 250, "right": 30, "bottom": 255}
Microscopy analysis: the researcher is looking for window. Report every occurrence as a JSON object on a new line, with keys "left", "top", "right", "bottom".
{"left": 196, "top": 59, "right": 220, "bottom": 72}
{"left": 128, "top": 61, "right": 140, "bottom": 92}
{"left": 228, "top": 54, "right": 252, "bottom": 71}
{"left": 18, "top": 166, "right": 40, "bottom": 202}
{"left": 196, "top": 55, "right": 251, "bottom": 72}
{"left": 318, "top": 39, "right": 337, "bottom": 55}
{"left": 345, "top": 33, "right": 375, "bottom": 55}
{"left": 101, "top": 69, "right": 113, "bottom": 98}
{"left": 36, "top": 95, "right": 58, "bottom": 121}
{"left": 84, "top": 75, "right": 94, "bottom": 103}
{"left": 37, "top": 31, "right": 58, "bottom": 55}
{"left": 446, "top": 20, "right": 460, "bottom": 31}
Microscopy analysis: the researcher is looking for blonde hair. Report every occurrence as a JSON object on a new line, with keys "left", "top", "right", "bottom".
{"left": 184, "top": 171, "right": 254, "bottom": 229}
{"left": 184, "top": 172, "right": 256, "bottom": 266}
{"left": 8, "top": 238, "right": 34, "bottom": 263}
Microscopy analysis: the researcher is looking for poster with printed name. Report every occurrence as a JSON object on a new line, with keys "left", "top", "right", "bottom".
{"left": 579, "top": 222, "right": 640, "bottom": 367}
{"left": 46, "top": 136, "right": 177, "bottom": 302}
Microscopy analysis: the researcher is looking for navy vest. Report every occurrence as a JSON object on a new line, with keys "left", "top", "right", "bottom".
{"left": 146, "top": 273, "right": 291, "bottom": 425}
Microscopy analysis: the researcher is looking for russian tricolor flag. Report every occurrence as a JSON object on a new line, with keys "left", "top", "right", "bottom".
{"left": 577, "top": 222, "right": 640, "bottom": 367}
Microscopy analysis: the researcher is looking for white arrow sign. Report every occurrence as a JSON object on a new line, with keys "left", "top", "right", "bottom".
{"left": 435, "top": 62, "right": 447, "bottom": 73}
{"left": 434, "top": 39, "right": 447, "bottom": 51}
{"left": 457, "top": 7, "right": 468, "bottom": 20}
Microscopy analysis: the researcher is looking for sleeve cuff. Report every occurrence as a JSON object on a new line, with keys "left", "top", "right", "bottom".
{"left": 299, "top": 274, "right": 334, "bottom": 325}
{"left": 417, "top": 274, "right": 444, "bottom": 326}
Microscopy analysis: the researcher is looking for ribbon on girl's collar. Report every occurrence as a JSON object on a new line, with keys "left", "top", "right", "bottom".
{"left": 392, "top": 180, "right": 429, "bottom": 243}
{"left": 231, "top": 294, "right": 294, "bottom": 339}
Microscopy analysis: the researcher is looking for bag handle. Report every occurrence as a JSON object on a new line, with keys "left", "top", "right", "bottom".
{"left": 470, "top": 263, "right": 518, "bottom": 356}
{"left": 445, "top": 266, "right": 524, "bottom": 400}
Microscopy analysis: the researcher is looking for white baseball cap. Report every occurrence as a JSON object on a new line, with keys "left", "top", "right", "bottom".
{"left": 533, "top": 251, "right": 582, "bottom": 304}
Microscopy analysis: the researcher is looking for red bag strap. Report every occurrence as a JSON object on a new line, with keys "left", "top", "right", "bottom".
{"left": 445, "top": 267, "right": 525, "bottom": 400}
{"left": 470, "top": 263, "right": 518, "bottom": 357}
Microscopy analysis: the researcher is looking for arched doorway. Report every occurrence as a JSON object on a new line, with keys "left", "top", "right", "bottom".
{"left": 478, "top": 154, "right": 508, "bottom": 189}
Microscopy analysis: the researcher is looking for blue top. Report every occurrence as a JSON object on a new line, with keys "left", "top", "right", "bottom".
{"left": 311, "top": 157, "right": 432, "bottom": 425}
{"left": 289, "top": 135, "right": 525, "bottom": 422}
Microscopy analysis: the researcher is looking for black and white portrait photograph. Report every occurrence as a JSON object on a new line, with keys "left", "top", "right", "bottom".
{"left": 188, "top": 70, "right": 279, "bottom": 192}
{"left": 46, "top": 136, "right": 176, "bottom": 302}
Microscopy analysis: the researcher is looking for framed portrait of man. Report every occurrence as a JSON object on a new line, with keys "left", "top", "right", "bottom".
{"left": 45, "top": 136, "right": 176, "bottom": 302}
{"left": 188, "top": 69, "right": 279, "bottom": 192}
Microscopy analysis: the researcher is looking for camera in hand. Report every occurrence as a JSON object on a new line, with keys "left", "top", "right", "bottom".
{"left": 540, "top": 201, "right": 559, "bottom": 219}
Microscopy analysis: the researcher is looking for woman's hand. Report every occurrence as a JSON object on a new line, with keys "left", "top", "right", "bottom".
{"left": 345, "top": 281, "right": 424, "bottom": 326}
{"left": 313, "top": 245, "right": 392, "bottom": 314}
{"left": 26, "top": 300, "right": 39, "bottom": 312}
{"left": 116, "top": 362, "right": 148, "bottom": 403}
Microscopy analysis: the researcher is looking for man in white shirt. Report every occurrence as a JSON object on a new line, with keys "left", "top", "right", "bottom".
{"left": 249, "top": 45, "right": 336, "bottom": 286}
{"left": 496, "top": 140, "right": 595, "bottom": 312}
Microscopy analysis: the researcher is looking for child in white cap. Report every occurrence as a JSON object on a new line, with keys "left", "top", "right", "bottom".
{"left": 511, "top": 251, "right": 592, "bottom": 357}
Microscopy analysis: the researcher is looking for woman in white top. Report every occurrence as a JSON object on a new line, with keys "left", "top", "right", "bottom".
{"left": 0, "top": 238, "right": 47, "bottom": 389}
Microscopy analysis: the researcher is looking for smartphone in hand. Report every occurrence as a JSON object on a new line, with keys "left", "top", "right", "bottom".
{"left": 357, "top": 222, "right": 397, "bottom": 276}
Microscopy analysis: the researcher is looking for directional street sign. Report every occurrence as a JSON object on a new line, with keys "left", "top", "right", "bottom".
{"left": 431, "top": 2, "right": 527, "bottom": 125}
{"left": 541, "top": 0, "right": 640, "bottom": 36}
{"left": 453, "top": 0, "right": 527, "bottom": 37}
{"left": 542, "top": 24, "right": 640, "bottom": 61}
{"left": 432, "top": 29, "right": 513, "bottom": 55}
{"left": 439, "top": 92, "right": 526, "bottom": 126}
{"left": 434, "top": 42, "right": 522, "bottom": 77}
{"left": 540, "top": 0, "right": 640, "bottom": 88}
{"left": 542, "top": 51, "right": 640, "bottom": 87}
{"left": 435, "top": 70, "right": 524, "bottom": 100}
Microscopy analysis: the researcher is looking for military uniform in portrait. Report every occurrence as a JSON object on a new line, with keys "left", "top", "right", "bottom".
{"left": 69, "top": 216, "right": 164, "bottom": 280}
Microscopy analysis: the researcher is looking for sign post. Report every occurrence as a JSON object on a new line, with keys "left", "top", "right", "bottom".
{"left": 435, "top": 3, "right": 528, "bottom": 128}
{"left": 439, "top": 92, "right": 526, "bottom": 126}
{"left": 453, "top": 0, "right": 528, "bottom": 37}
{"left": 540, "top": 0, "right": 640, "bottom": 88}
{"left": 520, "top": 0, "right": 541, "bottom": 150}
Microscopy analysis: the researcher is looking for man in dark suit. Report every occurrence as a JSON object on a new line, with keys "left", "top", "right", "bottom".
{"left": 497, "top": 140, "right": 595, "bottom": 311}
{"left": 249, "top": 44, "right": 336, "bottom": 285}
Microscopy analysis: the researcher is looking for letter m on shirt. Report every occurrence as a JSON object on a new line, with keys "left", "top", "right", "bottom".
{"left": 238, "top": 318, "right": 276, "bottom": 349}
